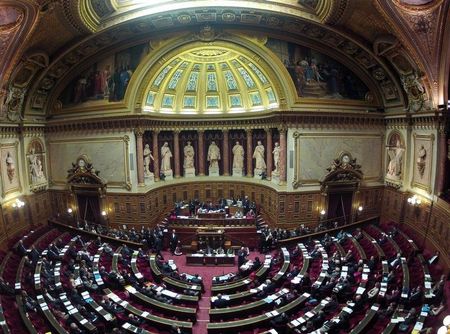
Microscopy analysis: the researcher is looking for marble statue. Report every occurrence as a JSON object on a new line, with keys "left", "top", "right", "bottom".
{"left": 253, "top": 141, "right": 266, "bottom": 170}
{"left": 386, "top": 139, "right": 404, "bottom": 180}
{"left": 183, "top": 141, "right": 195, "bottom": 169}
{"left": 232, "top": 141, "right": 244, "bottom": 169}
{"left": 29, "top": 151, "right": 46, "bottom": 183}
{"left": 143, "top": 144, "right": 154, "bottom": 176}
{"left": 207, "top": 141, "right": 220, "bottom": 169}
{"left": 5, "top": 151, "right": 15, "bottom": 183}
{"left": 160, "top": 142, "right": 172, "bottom": 172}
{"left": 272, "top": 142, "right": 281, "bottom": 174}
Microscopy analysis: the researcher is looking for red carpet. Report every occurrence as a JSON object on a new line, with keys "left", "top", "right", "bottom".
{"left": 161, "top": 251, "right": 263, "bottom": 334}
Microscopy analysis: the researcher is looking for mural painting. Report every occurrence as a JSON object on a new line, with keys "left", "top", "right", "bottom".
{"left": 266, "top": 38, "right": 369, "bottom": 100}
{"left": 59, "top": 43, "right": 150, "bottom": 106}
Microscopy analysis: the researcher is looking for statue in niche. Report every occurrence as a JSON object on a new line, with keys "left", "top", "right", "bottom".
{"left": 183, "top": 141, "right": 195, "bottom": 169}
{"left": 232, "top": 141, "right": 244, "bottom": 170}
{"left": 160, "top": 142, "right": 172, "bottom": 172}
{"left": 416, "top": 144, "right": 426, "bottom": 178}
{"left": 5, "top": 151, "right": 15, "bottom": 183}
{"left": 386, "top": 137, "right": 405, "bottom": 180}
{"left": 29, "top": 148, "right": 46, "bottom": 183}
{"left": 207, "top": 141, "right": 220, "bottom": 169}
{"left": 143, "top": 144, "right": 154, "bottom": 176}
{"left": 272, "top": 142, "right": 281, "bottom": 174}
{"left": 253, "top": 141, "right": 266, "bottom": 170}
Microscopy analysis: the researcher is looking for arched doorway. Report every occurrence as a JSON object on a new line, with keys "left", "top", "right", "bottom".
{"left": 67, "top": 155, "right": 108, "bottom": 225}
{"left": 320, "top": 152, "right": 363, "bottom": 225}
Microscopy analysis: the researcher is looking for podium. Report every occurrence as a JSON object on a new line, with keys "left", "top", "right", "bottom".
{"left": 196, "top": 229, "right": 224, "bottom": 250}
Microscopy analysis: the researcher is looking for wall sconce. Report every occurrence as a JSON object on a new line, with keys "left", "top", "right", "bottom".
{"left": 67, "top": 208, "right": 73, "bottom": 214}
{"left": 12, "top": 198, "right": 25, "bottom": 209}
{"left": 320, "top": 209, "right": 326, "bottom": 216}
{"left": 407, "top": 195, "right": 421, "bottom": 206}
{"left": 358, "top": 206, "right": 363, "bottom": 212}
{"left": 101, "top": 210, "right": 107, "bottom": 217}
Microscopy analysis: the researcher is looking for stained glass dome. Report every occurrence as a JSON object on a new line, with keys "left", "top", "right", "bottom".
{"left": 142, "top": 46, "right": 279, "bottom": 115}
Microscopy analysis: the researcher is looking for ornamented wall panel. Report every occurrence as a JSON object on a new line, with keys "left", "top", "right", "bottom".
{"left": 27, "top": 191, "right": 52, "bottom": 226}
{"left": 357, "top": 186, "right": 384, "bottom": 219}
{"left": 106, "top": 181, "right": 280, "bottom": 228}
{"left": 380, "top": 187, "right": 406, "bottom": 222}
{"left": 48, "top": 135, "right": 131, "bottom": 190}
{"left": 292, "top": 132, "right": 383, "bottom": 187}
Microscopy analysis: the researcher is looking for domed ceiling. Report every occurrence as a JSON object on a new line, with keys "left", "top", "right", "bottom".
{"left": 143, "top": 46, "right": 278, "bottom": 115}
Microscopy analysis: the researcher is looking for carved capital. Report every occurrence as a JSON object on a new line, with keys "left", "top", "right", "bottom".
{"left": 134, "top": 128, "right": 144, "bottom": 137}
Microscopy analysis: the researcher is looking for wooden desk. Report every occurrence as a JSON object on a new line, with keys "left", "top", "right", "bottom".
{"left": 186, "top": 254, "right": 235, "bottom": 266}
{"left": 124, "top": 285, "right": 197, "bottom": 321}
{"left": 105, "top": 289, "right": 193, "bottom": 333}
{"left": 170, "top": 217, "right": 255, "bottom": 227}
{"left": 60, "top": 292, "right": 97, "bottom": 332}
{"left": 122, "top": 322, "right": 156, "bottom": 334}
{"left": 211, "top": 277, "right": 252, "bottom": 294}
{"left": 81, "top": 291, "right": 114, "bottom": 323}
{"left": 197, "top": 212, "right": 226, "bottom": 219}
{"left": 207, "top": 293, "right": 309, "bottom": 333}
{"left": 349, "top": 304, "right": 380, "bottom": 333}
{"left": 36, "top": 295, "right": 67, "bottom": 334}
{"left": 350, "top": 236, "right": 367, "bottom": 261}
{"left": 16, "top": 258, "right": 39, "bottom": 334}
{"left": 272, "top": 248, "right": 290, "bottom": 282}
{"left": 210, "top": 288, "right": 290, "bottom": 320}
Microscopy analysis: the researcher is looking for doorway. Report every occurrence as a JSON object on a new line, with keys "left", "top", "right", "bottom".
{"left": 76, "top": 194, "right": 101, "bottom": 224}
{"left": 327, "top": 192, "right": 354, "bottom": 224}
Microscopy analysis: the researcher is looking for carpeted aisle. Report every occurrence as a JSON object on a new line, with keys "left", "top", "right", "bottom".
{"left": 161, "top": 251, "right": 263, "bottom": 334}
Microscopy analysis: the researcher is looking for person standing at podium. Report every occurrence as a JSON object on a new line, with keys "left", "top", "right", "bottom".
{"left": 169, "top": 229, "right": 178, "bottom": 255}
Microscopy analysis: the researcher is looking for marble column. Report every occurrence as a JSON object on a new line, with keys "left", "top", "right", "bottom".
{"left": 173, "top": 130, "right": 180, "bottom": 178}
{"left": 222, "top": 130, "right": 230, "bottom": 176}
{"left": 279, "top": 127, "right": 287, "bottom": 184}
{"left": 135, "top": 129, "right": 145, "bottom": 186}
{"left": 265, "top": 129, "right": 273, "bottom": 180}
{"left": 152, "top": 130, "right": 160, "bottom": 181}
{"left": 436, "top": 129, "right": 448, "bottom": 195}
{"left": 246, "top": 129, "right": 253, "bottom": 177}
{"left": 198, "top": 130, "right": 205, "bottom": 176}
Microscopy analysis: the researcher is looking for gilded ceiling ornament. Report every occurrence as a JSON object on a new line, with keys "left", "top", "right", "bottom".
{"left": 222, "top": 12, "right": 236, "bottom": 22}
{"left": 4, "top": 86, "right": 26, "bottom": 122}
{"left": 0, "top": 7, "right": 24, "bottom": 32}
{"left": 372, "top": 68, "right": 386, "bottom": 81}
{"left": 400, "top": 71, "right": 427, "bottom": 112}
{"left": 197, "top": 25, "right": 220, "bottom": 42}
{"left": 177, "top": 14, "right": 191, "bottom": 24}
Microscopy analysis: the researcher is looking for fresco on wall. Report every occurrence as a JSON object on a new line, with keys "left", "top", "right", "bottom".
{"left": 266, "top": 38, "right": 369, "bottom": 100}
{"left": 59, "top": 43, "right": 150, "bottom": 106}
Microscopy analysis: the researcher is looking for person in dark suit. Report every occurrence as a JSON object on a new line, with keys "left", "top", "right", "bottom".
{"left": 16, "top": 240, "right": 28, "bottom": 256}
{"left": 213, "top": 294, "right": 228, "bottom": 308}
{"left": 169, "top": 230, "right": 178, "bottom": 254}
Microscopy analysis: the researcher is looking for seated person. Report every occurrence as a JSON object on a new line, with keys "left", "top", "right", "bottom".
{"left": 174, "top": 242, "right": 183, "bottom": 256}
{"left": 213, "top": 294, "right": 228, "bottom": 308}
{"left": 398, "top": 308, "right": 417, "bottom": 332}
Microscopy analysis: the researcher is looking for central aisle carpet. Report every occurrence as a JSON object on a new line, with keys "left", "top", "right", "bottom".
{"left": 161, "top": 251, "right": 262, "bottom": 334}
